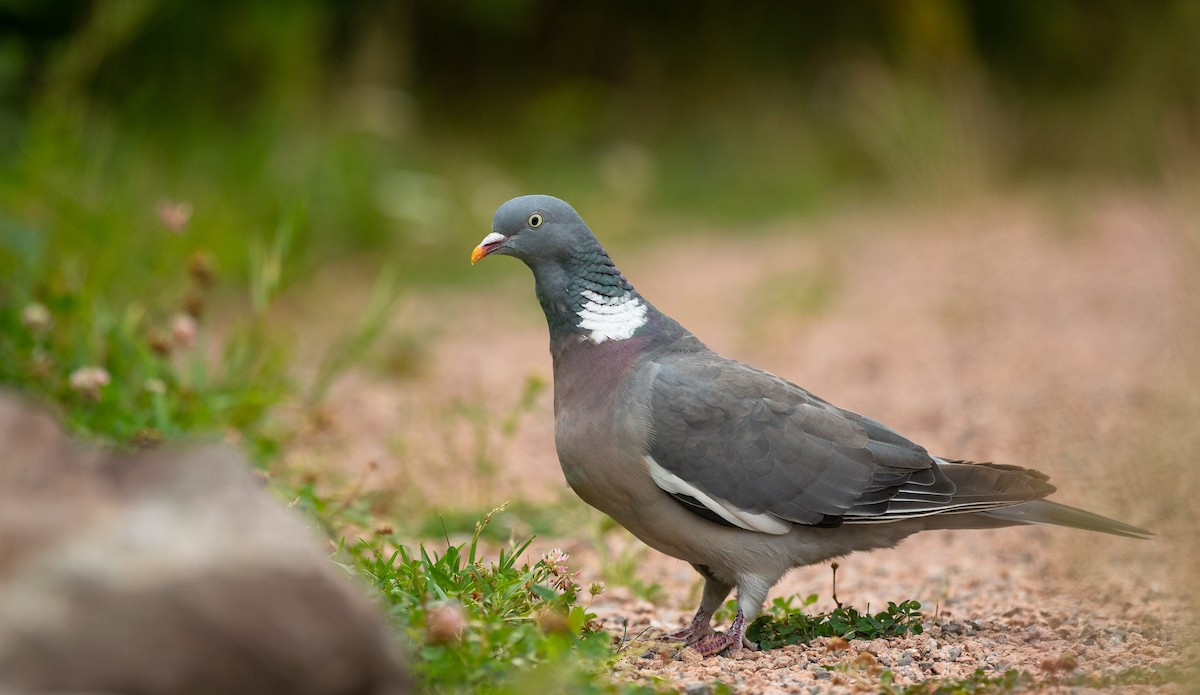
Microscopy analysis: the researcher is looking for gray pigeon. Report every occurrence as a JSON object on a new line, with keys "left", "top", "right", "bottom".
{"left": 471, "top": 194, "right": 1151, "bottom": 657}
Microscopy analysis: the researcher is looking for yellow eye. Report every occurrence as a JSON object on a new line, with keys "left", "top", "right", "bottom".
{"left": 528, "top": 212, "right": 544, "bottom": 229}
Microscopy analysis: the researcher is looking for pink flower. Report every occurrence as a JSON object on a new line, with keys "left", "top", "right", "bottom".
{"left": 540, "top": 547, "right": 580, "bottom": 592}
{"left": 425, "top": 603, "right": 467, "bottom": 644}
{"left": 541, "top": 547, "right": 569, "bottom": 569}
{"left": 156, "top": 200, "right": 193, "bottom": 232}
{"left": 170, "top": 313, "right": 198, "bottom": 348}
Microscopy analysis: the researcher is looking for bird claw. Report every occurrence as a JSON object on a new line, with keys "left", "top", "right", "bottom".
{"left": 690, "top": 608, "right": 756, "bottom": 657}
{"left": 659, "top": 624, "right": 715, "bottom": 645}
{"left": 657, "top": 609, "right": 715, "bottom": 645}
{"left": 693, "top": 631, "right": 740, "bottom": 656}
{"left": 693, "top": 631, "right": 758, "bottom": 657}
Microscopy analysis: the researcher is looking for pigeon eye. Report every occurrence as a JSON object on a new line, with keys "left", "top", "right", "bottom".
{"left": 528, "top": 212, "right": 544, "bottom": 229}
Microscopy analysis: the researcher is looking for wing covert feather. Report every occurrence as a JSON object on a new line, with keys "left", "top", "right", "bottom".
{"left": 646, "top": 353, "right": 937, "bottom": 526}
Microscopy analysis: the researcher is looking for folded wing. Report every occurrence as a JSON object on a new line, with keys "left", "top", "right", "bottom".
{"left": 645, "top": 354, "right": 1053, "bottom": 533}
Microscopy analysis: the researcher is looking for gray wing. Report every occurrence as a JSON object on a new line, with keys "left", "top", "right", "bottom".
{"left": 645, "top": 352, "right": 955, "bottom": 531}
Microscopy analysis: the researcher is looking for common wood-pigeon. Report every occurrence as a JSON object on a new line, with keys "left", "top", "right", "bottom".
{"left": 471, "top": 195, "right": 1151, "bottom": 657}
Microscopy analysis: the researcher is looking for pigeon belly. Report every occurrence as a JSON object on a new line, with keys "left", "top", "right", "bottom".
{"left": 551, "top": 340, "right": 650, "bottom": 502}
{"left": 551, "top": 341, "right": 755, "bottom": 566}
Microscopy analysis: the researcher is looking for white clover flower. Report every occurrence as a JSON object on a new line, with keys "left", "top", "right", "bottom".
{"left": 69, "top": 366, "right": 110, "bottom": 399}
{"left": 540, "top": 548, "right": 580, "bottom": 592}
{"left": 20, "top": 303, "right": 52, "bottom": 334}
{"left": 541, "top": 547, "right": 570, "bottom": 573}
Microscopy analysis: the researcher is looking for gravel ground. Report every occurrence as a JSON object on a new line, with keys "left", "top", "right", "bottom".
{"left": 586, "top": 528, "right": 1192, "bottom": 693}
{"left": 295, "top": 191, "right": 1200, "bottom": 692}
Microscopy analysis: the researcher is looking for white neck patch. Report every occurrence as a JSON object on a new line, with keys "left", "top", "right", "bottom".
{"left": 576, "top": 289, "right": 648, "bottom": 343}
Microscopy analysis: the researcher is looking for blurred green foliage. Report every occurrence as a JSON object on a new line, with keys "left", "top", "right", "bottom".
{"left": 2, "top": 0, "right": 1197, "bottom": 444}
{"left": 0, "top": 192, "right": 290, "bottom": 453}
{"left": 2, "top": 0, "right": 1198, "bottom": 262}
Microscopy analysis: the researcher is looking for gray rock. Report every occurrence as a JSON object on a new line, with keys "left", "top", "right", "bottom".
{"left": 0, "top": 395, "right": 410, "bottom": 695}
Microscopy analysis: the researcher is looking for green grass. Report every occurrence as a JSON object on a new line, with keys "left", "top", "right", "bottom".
{"left": 0, "top": 204, "right": 291, "bottom": 456}
{"left": 713, "top": 592, "right": 925, "bottom": 649}
{"left": 344, "top": 505, "right": 664, "bottom": 694}
{"left": 415, "top": 500, "right": 577, "bottom": 542}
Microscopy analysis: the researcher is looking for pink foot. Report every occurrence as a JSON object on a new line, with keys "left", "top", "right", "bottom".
{"left": 659, "top": 609, "right": 714, "bottom": 645}
{"left": 694, "top": 631, "right": 741, "bottom": 657}
{"left": 692, "top": 609, "right": 757, "bottom": 657}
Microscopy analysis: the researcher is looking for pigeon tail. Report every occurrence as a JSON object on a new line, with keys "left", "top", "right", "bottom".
{"left": 938, "top": 461, "right": 1152, "bottom": 538}
{"left": 981, "top": 500, "right": 1153, "bottom": 539}
{"left": 937, "top": 460, "right": 1057, "bottom": 503}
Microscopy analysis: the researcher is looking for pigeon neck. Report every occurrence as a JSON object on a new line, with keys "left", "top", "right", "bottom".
{"left": 532, "top": 242, "right": 650, "bottom": 347}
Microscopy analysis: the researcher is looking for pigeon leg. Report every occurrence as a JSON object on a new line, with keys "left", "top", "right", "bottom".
{"left": 693, "top": 574, "right": 770, "bottom": 656}
{"left": 693, "top": 608, "right": 752, "bottom": 656}
{"left": 663, "top": 607, "right": 714, "bottom": 644}
{"left": 661, "top": 565, "right": 731, "bottom": 644}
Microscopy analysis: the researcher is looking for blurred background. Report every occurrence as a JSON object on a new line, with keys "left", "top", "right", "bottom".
{"left": 2, "top": 2, "right": 1198, "bottom": 690}
{"left": 2, "top": 0, "right": 1199, "bottom": 539}
{"left": 2, "top": 0, "right": 1199, "bottom": 554}
{"left": 2, "top": 0, "right": 1199, "bottom": 270}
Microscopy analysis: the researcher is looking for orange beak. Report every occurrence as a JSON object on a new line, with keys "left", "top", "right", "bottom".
{"left": 470, "top": 232, "right": 507, "bottom": 265}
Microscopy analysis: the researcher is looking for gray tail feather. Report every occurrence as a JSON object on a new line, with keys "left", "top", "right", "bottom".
{"left": 981, "top": 500, "right": 1153, "bottom": 539}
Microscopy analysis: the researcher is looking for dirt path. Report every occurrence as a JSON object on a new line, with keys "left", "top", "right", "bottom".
{"left": 302, "top": 191, "right": 1199, "bottom": 692}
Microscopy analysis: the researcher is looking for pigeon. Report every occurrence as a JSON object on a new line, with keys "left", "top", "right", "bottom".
{"left": 471, "top": 194, "right": 1152, "bottom": 657}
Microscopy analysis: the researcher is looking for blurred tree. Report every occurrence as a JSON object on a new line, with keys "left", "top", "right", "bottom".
{"left": 0, "top": 0, "right": 1196, "bottom": 237}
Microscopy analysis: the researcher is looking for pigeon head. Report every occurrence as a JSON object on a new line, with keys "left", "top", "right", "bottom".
{"left": 470, "top": 195, "right": 596, "bottom": 267}
{"left": 472, "top": 195, "right": 677, "bottom": 347}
